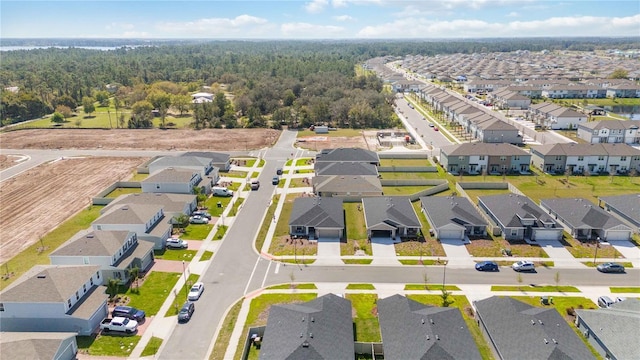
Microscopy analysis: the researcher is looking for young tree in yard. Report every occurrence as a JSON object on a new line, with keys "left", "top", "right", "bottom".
{"left": 440, "top": 289, "right": 453, "bottom": 307}
{"left": 106, "top": 278, "right": 119, "bottom": 300}
{"left": 51, "top": 112, "right": 64, "bottom": 124}
{"left": 172, "top": 94, "right": 191, "bottom": 116}
{"left": 131, "top": 100, "right": 154, "bottom": 127}
{"left": 554, "top": 271, "right": 560, "bottom": 289}
{"left": 173, "top": 214, "right": 190, "bottom": 229}
{"left": 82, "top": 96, "right": 95, "bottom": 116}
{"left": 55, "top": 105, "right": 73, "bottom": 119}
{"left": 129, "top": 266, "right": 140, "bottom": 291}
{"left": 147, "top": 90, "right": 172, "bottom": 128}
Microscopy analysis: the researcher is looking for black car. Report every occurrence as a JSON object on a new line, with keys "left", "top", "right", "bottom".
{"left": 112, "top": 305, "right": 146, "bottom": 322}
{"left": 596, "top": 262, "right": 625, "bottom": 273}
{"left": 475, "top": 261, "right": 499, "bottom": 272}
{"left": 276, "top": 168, "right": 283, "bottom": 175}
{"left": 272, "top": 176, "right": 280, "bottom": 185}
{"left": 178, "top": 301, "right": 195, "bottom": 323}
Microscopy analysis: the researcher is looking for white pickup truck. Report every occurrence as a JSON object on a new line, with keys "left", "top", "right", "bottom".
{"left": 100, "top": 316, "right": 138, "bottom": 333}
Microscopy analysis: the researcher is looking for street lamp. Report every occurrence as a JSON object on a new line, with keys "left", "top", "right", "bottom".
{"left": 593, "top": 237, "right": 601, "bottom": 265}
{"left": 442, "top": 260, "right": 449, "bottom": 288}
{"left": 182, "top": 260, "right": 188, "bottom": 300}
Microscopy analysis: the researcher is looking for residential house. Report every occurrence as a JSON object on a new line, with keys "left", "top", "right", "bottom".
{"left": 49, "top": 230, "right": 155, "bottom": 283}
{"left": 191, "top": 92, "right": 213, "bottom": 103}
{"left": 0, "top": 332, "right": 78, "bottom": 360}
{"left": 541, "top": 84, "right": 605, "bottom": 99}
{"left": 528, "top": 102, "right": 587, "bottom": 130}
{"left": 362, "top": 197, "right": 421, "bottom": 240}
{"left": 577, "top": 120, "right": 640, "bottom": 144}
{"left": 147, "top": 155, "right": 219, "bottom": 184}
{"left": 289, "top": 197, "right": 345, "bottom": 240}
{"left": 474, "top": 296, "right": 596, "bottom": 360}
{"left": 391, "top": 79, "right": 422, "bottom": 93}
{"left": 315, "top": 148, "right": 380, "bottom": 165}
{"left": 470, "top": 117, "right": 522, "bottom": 144}
{"left": 463, "top": 80, "right": 513, "bottom": 93}
{"left": 489, "top": 89, "right": 532, "bottom": 109}
{"left": 102, "top": 193, "right": 197, "bottom": 224}
{"left": 258, "top": 293, "right": 354, "bottom": 360}
{"left": 182, "top": 151, "right": 231, "bottom": 171}
{"left": 439, "top": 143, "right": 531, "bottom": 175}
{"left": 575, "top": 298, "right": 640, "bottom": 360}
{"left": 377, "top": 294, "right": 482, "bottom": 360}
{"left": 540, "top": 198, "right": 632, "bottom": 241}
{"left": 420, "top": 196, "right": 487, "bottom": 240}
{"left": 0, "top": 265, "right": 107, "bottom": 335}
{"left": 530, "top": 143, "right": 640, "bottom": 175}
{"left": 598, "top": 195, "right": 640, "bottom": 233}
{"left": 503, "top": 85, "right": 543, "bottom": 99}
{"left": 313, "top": 175, "right": 382, "bottom": 198}
{"left": 478, "top": 194, "right": 562, "bottom": 241}
{"left": 314, "top": 161, "right": 379, "bottom": 177}
{"left": 92, "top": 204, "right": 171, "bottom": 250}
{"left": 606, "top": 83, "right": 640, "bottom": 98}
{"left": 141, "top": 168, "right": 213, "bottom": 195}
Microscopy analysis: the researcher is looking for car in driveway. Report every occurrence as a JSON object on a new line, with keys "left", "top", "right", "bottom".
{"left": 112, "top": 305, "right": 146, "bottom": 322}
{"left": 512, "top": 260, "right": 535, "bottom": 272}
{"left": 192, "top": 210, "right": 211, "bottom": 219}
{"left": 189, "top": 215, "right": 209, "bottom": 224}
{"left": 178, "top": 301, "right": 195, "bottom": 323}
{"left": 475, "top": 261, "right": 499, "bottom": 272}
{"left": 596, "top": 262, "right": 625, "bottom": 273}
{"left": 188, "top": 282, "right": 204, "bottom": 301}
{"left": 597, "top": 296, "right": 615, "bottom": 308}
{"left": 166, "top": 238, "right": 188, "bottom": 249}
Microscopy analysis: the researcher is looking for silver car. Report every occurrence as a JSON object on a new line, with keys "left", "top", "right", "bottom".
{"left": 512, "top": 260, "right": 535, "bottom": 272}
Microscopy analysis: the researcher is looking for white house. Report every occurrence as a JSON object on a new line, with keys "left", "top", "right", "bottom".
{"left": 141, "top": 168, "right": 212, "bottom": 195}
{"left": 92, "top": 204, "right": 171, "bottom": 250}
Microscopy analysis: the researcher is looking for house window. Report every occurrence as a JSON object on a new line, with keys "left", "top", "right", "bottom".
{"left": 555, "top": 156, "right": 562, "bottom": 161}
{"left": 621, "top": 156, "right": 627, "bottom": 161}
{"left": 96, "top": 271, "right": 100, "bottom": 279}
{"left": 67, "top": 300, "right": 72, "bottom": 308}
{"left": 156, "top": 185, "right": 160, "bottom": 189}
{"left": 90, "top": 278, "right": 94, "bottom": 286}
{"left": 83, "top": 257, "right": 89, "bottom": 264}
{"left": 479, "top": 156, "right": 485, "bottom": 160}
{"left": 76, "top": 291, "right": 79, "bottom": 300}
{"left": 459, "top": 156, "right": 465, "bottom": 161}
{"left": 0, "top": 303, "right": 4, "bottom": 312}
{"left": 500, "top": 156, "right": 506, "bottom": 161}
{"left": 578, "top": 156, "right": 584, "bottom": 161}
{"left": 598, "top": 156, "right": 604, "bottom": 161}
{"left": 514, "top": 156, "right": 520, "bottom": 160}
{"left": 511, "top": 229, "right": 518, "bottom": 236}
{"left": 83, "top": 284, "right": 87, "bottom": 293}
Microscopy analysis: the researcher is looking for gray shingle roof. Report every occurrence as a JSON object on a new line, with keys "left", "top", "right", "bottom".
{"left": 289, "top": 197, "right": 344, "bottom": 229}
{"left": 579, "top": 120, "right": 640, "bottom": 131}
{"left": 362, "top": 197, "right": 421, "bottom": 230}
{"left": 182, "top": 151, "right": 230, "bottom": 164}
{"left": 531, "top": 143, "right": 640, "bottom": 157}
{"left": 314, "top": 162, "right": 378, "bottom": 176}
{"left": 479, "top": 194, "right": 557, "bottom": 228}
{"left": 377, "top": 294, "right": 481, "bottom": 360}
{"left": 94, "top": 204, "right": 161, "bottom": 225}
{"left": 0, "top": 265, "right": 100, "bottom": 303}
{"left": 540, "top": 198, "right": 627, "bottom": 231}
{"left": 441, "top": 143, "right": 529, "bottom": 157}
{"left": 0, "top": 332, "right": 77, "bottom": 360}
{"left": 150, "top": 155, "right": 212, "bottom": 170}
{"left": 474, "top": 296, "right": 596, "bottom": 360}
{"left": 49, "top": 230, "right": 133, "bottom": 257}
{"left": 599, "top": 194, "right": 640, "bottom": 226}
{"left": 103, "top": 193, "right": 195, "bottom": 214}
{"left": 315, "top": 148, "right": 379, "bottom": 164}
{"left": 313, "top": 175, "right": 382, "bottom": 194}
{"left": 143, "top": 168, "right": 197, "bottom": 183}
{"left": 259, "top": 293, "right": 354, "bottom": 360}
{"left": 420, "top": 196, "right": 487, "bottom": 229}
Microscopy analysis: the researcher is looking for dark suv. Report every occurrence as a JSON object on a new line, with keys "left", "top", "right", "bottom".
{"left": 112, "top": 305, "right": 146, "bottom": 322}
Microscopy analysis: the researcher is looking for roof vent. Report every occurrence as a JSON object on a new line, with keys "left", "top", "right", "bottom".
{"left": 311, "top": 317, "right": 315, "bottom": 322}
{"left": 302, "top": 341, "right": 310, "bottom": 348}
{"left": 302, "top": 317, "right": 305, "bottom": 322}
{"left": 430, "top": 319, "right": 434, "bottom": 324}
{"left": 531, "top": 320, "right": 535, "bottom": 325}
{"left": 552, "top": 339, "right": 557, "bottom": 344}
{"left": 538, "top": 319, "right": 543, "bottom": 325}
{"left": 422, "top": 318, "right": 425, "bottom": 324}
{"left": 435, "top": 335, "right": 440, "bottom": 340}
{"left": 309, "top": 333, "right": 313, "bottom": 338}
{"left": 37, "top": 274, "right": 46, "bottom": 279}
{"left": 300, "top": 332, "right": 304, "bottom": 338}
{"left": 426, "top": 334, "right": 430, "bottom": 340}
{"left": 544, "top": 338, "right": 548, "bottom": 344}
{"left": 122, "top": 206, "right": 129, "bottom": 210}
{"left": 86, "top": 234, "right": 94, "bottom": 238}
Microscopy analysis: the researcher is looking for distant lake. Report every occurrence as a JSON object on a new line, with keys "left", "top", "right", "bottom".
{"left": 603, "top": 105, "right": 640, "bottom": 120}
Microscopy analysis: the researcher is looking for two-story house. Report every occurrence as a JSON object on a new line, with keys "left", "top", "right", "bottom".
{"left": 141, "top": 168, "right": 212, "bottom": 195}
{"left": 92, "top": 204, "right": 171, "bottom": 250}
{"left": 439, "top": 143, "right": 531, "bottom": 175}
{"left": 147, "top": 155, "right": 220, "bottom": 184}
{"left": 531, "top": 143, "right": 640, "bottom": 175}
{"left": 577, "top": 120, "right": 640, "bottom": 144}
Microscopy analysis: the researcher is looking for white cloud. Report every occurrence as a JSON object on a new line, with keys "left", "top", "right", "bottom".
{"left": 334, "top": 15, "right": 355, "bottom": 21}
{"left": 357, "top": 14, "right": 640, "bottom": 38}
{"left": 506, "top": 12, "right": 519, "bottom": 18}
{"left": 305, "top": 0, "right": 329, "bottom": 13}
{"left": 281, "top": 22, "right": 346, "bottom": 37}
{"left": 156, "top": 15, "right": 273, "bottom": 37}
{"left": 105, "top": 22, "right": 135, "bottom": 31}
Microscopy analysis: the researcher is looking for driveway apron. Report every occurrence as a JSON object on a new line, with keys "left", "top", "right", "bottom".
{"left": 611, "top": 240, "right": 640, "bottom": 268}
{"left": 535, "top": 240, "right": 583, "bottom": 268}
{"left": 439, "top": 239, "right": 475, "bottom": 267}
{"left": 315, "top": 237, "right": 344, "bottom": 265}
{"left": 370, "top": 237, "right": 400, "bottom": 266}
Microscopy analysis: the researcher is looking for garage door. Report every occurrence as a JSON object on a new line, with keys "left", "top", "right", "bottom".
{"left": 318, "top": 228, "right": 341, "bottom": 238}
{"left": 606, "top": 231, "right": 630, "bottom": 241}
{"left": 371, "top": 230, "right": 392, "bottom": 238}
{"left": 533, "top": 230, "right": 560, "bottom": 241}
{"left": 438, "top": 229, "right": 463, "bottom": 240}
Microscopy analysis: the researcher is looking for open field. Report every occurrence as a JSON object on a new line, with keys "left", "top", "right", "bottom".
{"left": 0, "top": 128, "right": 280, "bottom": 151}
{"left": 0, "top": 157, "right": 146, "bottom": 264}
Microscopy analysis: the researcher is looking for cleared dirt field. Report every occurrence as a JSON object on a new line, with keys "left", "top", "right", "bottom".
{"left": 0, "top": 157, "right": 146, "bottom": 263}
{"left": 0, "top": 128, "right": 280, "bottom": 150}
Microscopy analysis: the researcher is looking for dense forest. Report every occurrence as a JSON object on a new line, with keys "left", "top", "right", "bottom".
{"left": 1, "top": 38, "right": 638, "bottom": 128}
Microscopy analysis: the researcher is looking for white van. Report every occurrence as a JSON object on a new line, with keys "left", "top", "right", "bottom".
{"left": 212, "top": 186, "right": 233, "bottom": 197}
{"left": 250, "top": 178, "right": 260, "bottom": 190}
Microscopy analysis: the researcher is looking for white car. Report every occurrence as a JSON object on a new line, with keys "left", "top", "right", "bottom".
{"left": 188, "top": 282, "right": 204, "bottom": 301}
{"left": 166, "top": 238, "right": 188, "bottom": 249}
{"left": 512, "top": 260, "right": 535, "bottom": 272}
{"left": 189, "top": 215, "right": 209, "bottom": 224}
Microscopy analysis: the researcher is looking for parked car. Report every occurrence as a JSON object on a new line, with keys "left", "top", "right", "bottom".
{"left": 598, "top": 296, "right": 615, "bottom": 308}
{"left": 475, "top": 261, "right": 499, "bottom": 272}
{"left": 188, "top": 282, "right": 204, "bottom": 301}
{"left": 429, "top": 123, "right": 435, "bottom": 127}
{"left": 100, "top": 317, "right": 138, "bottom": 333}
{"left": 192, "top": 210, "right": 212, "bottom": 219}
{"left": 189, "top": 215, "right": 209, "bottom": 224}
{"left": 112, "top": 305, "right": 146, "bottom": 322}
{"left": 596, "top": 262, "right": 625, "bottom": 273}
{"left": 250, "top": 178, "right": 260, "bottom": 190}
{"left": 512, "top": 260, "right": 535, "bottom": 272}
{"left": 434, "top": 127, "right": 439, "bottom": 131}
{"left": 166, "top": 238, "right": 188, "bottom": 249}
{"left": 276, "top": 168, "right": 283, "bottom": 175}
{"left": 272, "top": 176, "right": 280, "bottom": 185}
{"left": 178, "top": 301, "right": 195, "bottom": 323}
{"left": 212, "top": 186, "right": 233, "bottom": 197}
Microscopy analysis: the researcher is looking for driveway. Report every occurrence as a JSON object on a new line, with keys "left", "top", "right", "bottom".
{"left": 315, "top": 237, "right": 343, "bottom": 265}
{"left": 535, "top": 240, "right": 583, "bottom": 268}
{"left": 439, "top": 239, "right": 474, "bottom": 267}
{"left": 370, "top": 237, "right": 400, "bottom": 266}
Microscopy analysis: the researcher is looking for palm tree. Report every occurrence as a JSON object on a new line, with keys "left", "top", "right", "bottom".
{"left": 106, "top": 278, "right": 119, "bottom": 301}
{"left": 129, "top": 266, "right": 140, "bottom": 291}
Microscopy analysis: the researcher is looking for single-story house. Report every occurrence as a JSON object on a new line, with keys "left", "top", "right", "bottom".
{"left": 575, "top": 298, "right": 640, "bottom": 360}
{"left": 0, "top": 332, "right": 78, "bottom": 360}
{"left": 182, "top": 151, "right": 231, "bottom": 171}
{"left": 362, "top": 197, "right": 421, "bottom": 240}
{"left": 313, "top": 175, "right": 382, "bottom": 198}
{"left": 147, "top": 155, "right": 219, "bottom": 184}
{"left": 378, "top": 294, "right": 482, "bottom": 360}
{"left": 49, "top": 230, "right": 155, "bottom": 284}
{"left": 259, "top": 293, "right": 354, "bottom": 360}
{"left": 540, "top": 198, "right": 632, "bottom": 241}
{"left": 315, "top": 148, "right": 380, "bottom": 166}
{"left": 598, "top": 195, "right": 640, "bottom": 233}
{"left": 141, "top": 168, "right": 213, "bottom": 195}
{"left": 314, "top": 161, "right": 379, "bottom": 177}
{"left": 92, "top": 204, "right": 172, "bottom": 250}
{"left": 478, "top": 194, "right": 562, "bottom": 241}
{"left": 474, "top": 296, "right": 596, "bottom": 360}
{"left": 191, "top": 92, "right": 213, "bottom": 103}
{"left": 420, "top": 196, "right": 487, "bottom": 240}
{"left": 102, "top": 193, "right": 197, "bottom": 224}
{"left": 289, "top": 197, "right": 345, "bottom": 240}
{"left": 0, "top": 265, "right": 108, "bottom": 336}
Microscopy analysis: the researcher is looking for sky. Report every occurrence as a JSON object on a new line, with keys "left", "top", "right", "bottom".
{"left": 1, "top": 0, "right": 639, "bottom": 39}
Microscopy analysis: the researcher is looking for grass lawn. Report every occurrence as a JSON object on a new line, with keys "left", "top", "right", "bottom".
{"left": 491, "top": 285, "right": 580, "bottom": 292}
{"left": 205, "top": 196, "right": 233, "bottom": 216}
{"left": 379, "top": 172, "right": 442, "bottom": 180}
{"left": 141, "top": 336, "right": 163, "bottom": 357}
{"left": 227, "top": 182, "right": 242, "bottom": 191}
{"left": 267, "top": 283, "right": 318, "bottom": 290}
{"left": 407, "top": 294, "right": 493, "bottom": 360}
{"left": 1, "top": 205, "right": 103, "bottom": 291}
{"left": 346, "top": 283, "right": 376, "bottom": 290}
{"left": 181, "top": 224, "right": 214, "bottom": 240}
{"left": 293, "top": 169, "right": 314, "bottom": 174}
{"left": 124, "top": 272, "right": 181, "bottom": 316}
{"left": 104, "top": 187, "right": 141, "bottom": 198}
{"left": 379, "top": 159, "right": 430, "bottom": 167}
{"left": 165, "top": 274, "right": 200, "bottom": 316}
{"left": 255, "top": 195, "right": 280, "bottom": 253}
{"left": 465, "top": 236, "right": 549, "bottom": 258}
{"left": 345, "top": 293, "right": 381, "bottom": 342}
{"left": 404, "top": 284, "right": 461, "bottom": 291}
{"left": 210, "top": 299, "right": 243, "bottom": 360}
{"left": 295, "top": 158, "right": 313, "bottom": 166}
{"left": 341, "top": 239, "right": 371, "bottom": 256}
{"left": 235, "top": 293, "right": 317, "bottom": 360}
{"left": 561, "top": 235, "right": 623, "bottom": 259}
{"left": 154, "top": 249, "right": 196, "bottom": 262}
{"left": 582, "top": 261, "right": 633, "bottom": 268}
{"left": 395, "top": 239, "right": 446, "bottom": 257}
{"left": 288, "top": 177, "right": 311, "bottom": 189}
{"left": 279, "top": 258, "right": 316, "bottom": 264}
{"left": 130, "top": 172, "right": 148, "bottom": 181}
{"left": 399, "top": 259, "right": 440, "bottom": 265}
{"left": 296, "top": 129, "right": 363, "bottom": 138}
{"left": 224, "top": 170, "right": 248, "bottom": 178}
{"left": 213, "top": 225, "right": 228, "bottom": 240}
{"left": 343, "top": 259, "right": 373, "bottom": 264}
{"left": 382, "top": 186, "right": 434, "bottom": 195}
{"left": 229, "top": 198, "right": 244, "bottom": 216}
{"left": 610, "top": 287, "right": 640, "bottom": 293}
{"left": 200, "top": 251, "right": 214, "bottom": 261}
{"left": 77, "top": 334, "right": 141, "bottom": 357}
{"left": 345, "top": 203, "right": 367, "bottom": 240}
{"left": 463, "top": 189, "right": 511, "bottom": 203}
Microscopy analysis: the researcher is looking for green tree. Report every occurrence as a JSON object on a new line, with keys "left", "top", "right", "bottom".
{"left": 55, "top": 105, "right": 73, "bottom": 119}
{"left": 440, "top": 289, "right": 453, "bottom": 307}
{"left": 94, "top": 90, "right": 111, "bottom": 107}
{"left": 51, "top": 112, "right": 64, "bottom": 124}
{"left": 129, "top": 266, "right": 140, "bottom": 291}
{"left": 131, "top": 100, "right": 154, "bottom": 127}
{"left": 147, "top": 90, "right": 172, "bottom": 128}
{"left": 173, "top": 213, "right": 190, "bottom": 229}
{"left": 106, "top": 278, "right": 119, "bottom": 300}
{"left": 172, "top": 94, "right": 191, "bottom": 116}
{"left": 82, "top": 96, "right": 95, "bottom": 116}
{"left": 609, "top": 68, "right": 629, "bottom": 79}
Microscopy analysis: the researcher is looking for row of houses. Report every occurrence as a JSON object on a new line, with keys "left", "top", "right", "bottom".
{"left": 255, "top": 293, "right": 602, "bottom": 360}
{"left": 0, "top": 152, "right": 230, "bottom": 339}
{"left": 464, "top": 78, "right": 640, "bottom": 98}
{"left": 312, "top": 148, "right": 384, "bottom": 198}
{"left": 577, "top": 120, "right": 640, "bottom": 144}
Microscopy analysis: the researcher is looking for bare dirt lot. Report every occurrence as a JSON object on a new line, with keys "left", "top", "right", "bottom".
{"left": 0, "top": 157, "right": 146, "bottom": 263}
{"left": 0, "top": 128, "right": 280, "bottom": 150}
